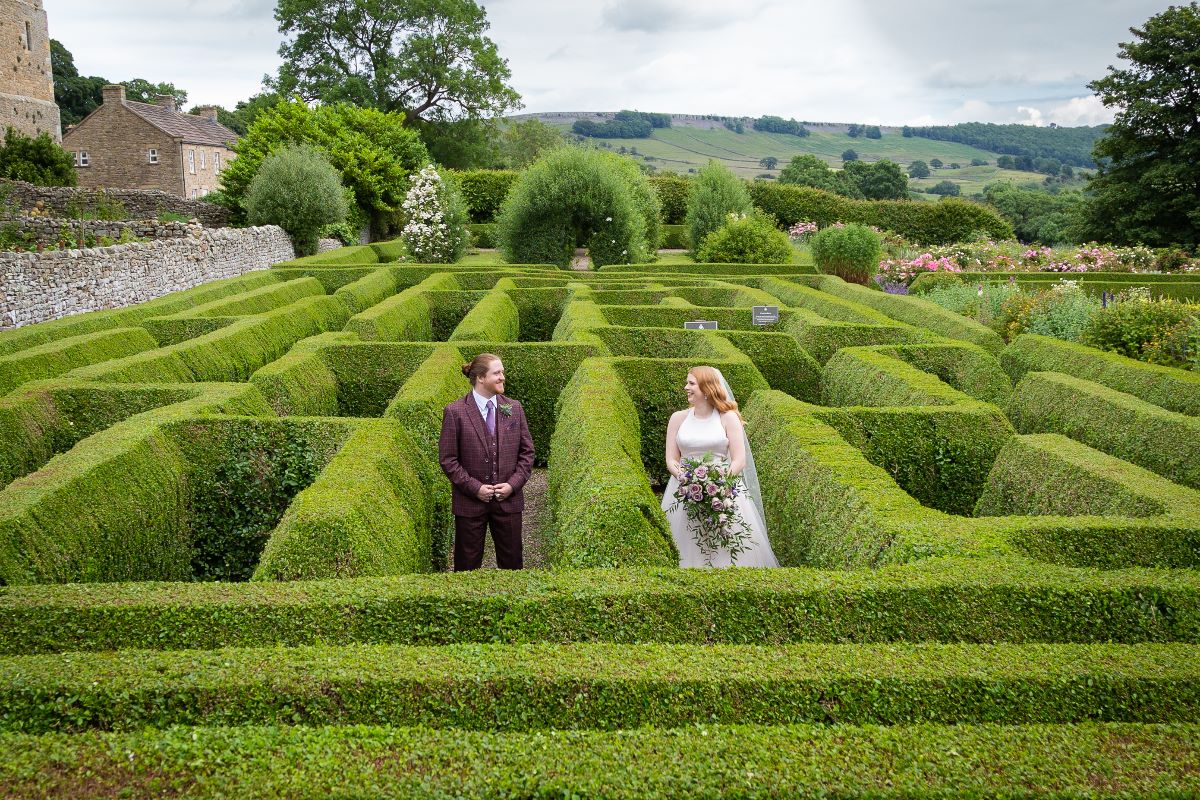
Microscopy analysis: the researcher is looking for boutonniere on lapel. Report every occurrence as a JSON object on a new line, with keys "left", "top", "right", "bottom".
{"left": 498, "top": 403, "right": 513, "bottom": 417}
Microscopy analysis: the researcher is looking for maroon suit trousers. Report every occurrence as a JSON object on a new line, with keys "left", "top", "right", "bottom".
{"left": 453, "top": 506, "right": 523, "bottom": 571}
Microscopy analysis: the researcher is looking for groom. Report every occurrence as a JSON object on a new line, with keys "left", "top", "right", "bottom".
{"left": 438, "top": 353, "right": 535, "bottom": 571}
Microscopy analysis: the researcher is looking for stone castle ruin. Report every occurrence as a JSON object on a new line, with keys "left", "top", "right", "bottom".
{"left": 0, "top": 0, "right": 61, "bottom": 142}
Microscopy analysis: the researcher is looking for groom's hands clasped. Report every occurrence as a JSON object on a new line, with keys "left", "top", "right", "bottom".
{"left": 475, "top": 483, "right": 514, "bottom": 502}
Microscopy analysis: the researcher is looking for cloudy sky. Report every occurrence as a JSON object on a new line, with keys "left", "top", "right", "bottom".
{"left": 45, "top": 0, "right": 1166, "bottom": 126}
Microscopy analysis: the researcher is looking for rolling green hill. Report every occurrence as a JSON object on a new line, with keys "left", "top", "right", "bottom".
{"left": 517, "top": 114, "right": 1090, "bottom": 199}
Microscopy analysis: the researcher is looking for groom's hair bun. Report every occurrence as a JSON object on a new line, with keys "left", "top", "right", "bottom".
{"left": 463, "top": 353, "right": 501, "bottom": 382}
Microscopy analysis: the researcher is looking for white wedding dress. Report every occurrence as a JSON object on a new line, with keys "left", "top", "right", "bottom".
{"left": 662, "top": 408, "right": 779, "bottom": 568}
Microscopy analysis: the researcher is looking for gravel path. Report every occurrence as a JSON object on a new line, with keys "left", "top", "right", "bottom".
{"left": 480, "top": 467, "right": 549, "bottom": 570}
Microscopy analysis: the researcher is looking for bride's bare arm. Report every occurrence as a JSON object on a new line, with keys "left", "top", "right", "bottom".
{"left": 665, "top": 410, "right": 686, "bottom": 479}
{"left": 722, "top": 411, "right": 747, "bottom": 476}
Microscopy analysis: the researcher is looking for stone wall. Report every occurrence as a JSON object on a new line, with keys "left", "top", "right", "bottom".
{"left": 1, "top": 180, "right": 232, "bottom": 226}
{"left": 3, "top": 216, "right": 200, "bottom": 246}
{"left": 0, "top": 225, "right": 294, "bottom": 329}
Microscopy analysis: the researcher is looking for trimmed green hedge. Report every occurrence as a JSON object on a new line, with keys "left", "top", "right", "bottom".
{"left": 368, "top": 239, "right": 407, "bottom": 263}
{"left": 467, "top": 222, "right": 497, "bottom": 248}
{"left": 451, "top": 168, "right": 519, "bottom": 223}
{"left": 383, "top": 345, "right": 468, "bottom": 568}
{"left": 1, "top": 641, "right": 1196, "bottom": 732}
{"left": 0, "top": 385, "right": 275, "bottom": 584}
{"left": 247, "top": 334, "right": 344, "bottom": 417}
{"left": 660, "top": 223, "right": 687, "bottom": 249}
{"left": 869, "top": 342, "right": 1013, "bottom": 405}
{"left": 1006, "top": 371, "right": 1200, "bottom": 490}
{"left": 744, "top": 391, "right": 998, "bottom": 566}
{"left": 1002, "top": 334, "right": 1200, "bottom": 416}
{"left": 717, "top": 330, "right": 822, "bottom": 402}
{"left": 332, "top": 268, "right": 401, "bottom": 314}
{"left": 344, "top": 273, "right": 459, "bottom": 341}
{"left": 254, "top": 419, "right": 432, "bottom": 581}
{"left": 448, "top": 288, "right": 520, "bottom": 342}
{"left": 784, "top": 313, "right": 934, "bottom": 365}
{"left": 817, "top": 350, "right": 1015, "bottom": 515}
{"left": 504, "top": 286, "right": 569, "bottom": 342}
{"left": 547, "top": 358, "right": 675, "bottom": 568}
{"left": 793, "top": 275, "right": 1006, "bottom": 354}
{"left": 0, "top": 722, "right": 1196, "bottom": 798}
{"left": 0, "top": 272, "right": 281, "bottom": 357}
{"left": 1, "top": 556, "right": 1198, "bottom": 654}
{"left": 911, "top": 271, "right": 1200, "bottom": 301}
{"left": 140, "top": 277, "right": 327, "bottom": 345}
{"left": 758, "top": 277, "right": 895, "bottom": 324}
{"left": 65, "top": 296, "right": 349, "bottom": 384}
{"left": 0, "top": 328, "right": 158, "bottom": 396}
{"left": 976, "top": 433, "right": 1194, "bottom": 520}
{"left": 597, "top": 262, "right": 817, "bottom": 275}
{"left": 748, "top": 182, "right": 1014, "bottom": 244}
{"left": 275, "top": 245, "right": 380, "bottom": 266}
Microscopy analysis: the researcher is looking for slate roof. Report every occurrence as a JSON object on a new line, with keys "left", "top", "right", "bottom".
{"left": 124, "top": 100, "right": 237, "bottom": 147}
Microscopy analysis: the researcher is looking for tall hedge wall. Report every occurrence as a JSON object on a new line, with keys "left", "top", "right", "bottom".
{"left": 748, "top": 183, "right": 1014, "bottom": 244}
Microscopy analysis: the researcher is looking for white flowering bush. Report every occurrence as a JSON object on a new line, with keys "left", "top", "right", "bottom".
{"left": 400, "top": 165, "right": 469, "bottom": 263}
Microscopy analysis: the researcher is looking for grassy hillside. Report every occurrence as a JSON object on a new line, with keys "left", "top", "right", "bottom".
{"left": 521, "top": 115, "right": 1089, "bottom": 199}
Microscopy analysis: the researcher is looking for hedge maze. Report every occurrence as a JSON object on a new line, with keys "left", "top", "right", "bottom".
{"left": 0, "top": 244, "right": 1198, "bottom": 796}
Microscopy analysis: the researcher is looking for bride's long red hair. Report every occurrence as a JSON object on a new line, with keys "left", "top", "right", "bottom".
{"left": 690, "top": 366, "right": 742, "bottom": 420}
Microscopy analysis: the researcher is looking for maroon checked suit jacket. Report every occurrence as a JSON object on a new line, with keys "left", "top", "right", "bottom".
{"left": 438, "top": 393, "right": 535, "bottom": 516}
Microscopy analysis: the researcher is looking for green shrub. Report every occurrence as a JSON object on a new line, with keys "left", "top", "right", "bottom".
{"left": 467, "top": 223, "right": 496, "bottom": 248}
{"left": 685, "top": 160, "right": 751, "bottom": 256}
{"left": 1144, "top": 316, "right": 1200, "bottom": 371}
{"left": 1081, "top": 295, "right": 1198, "bottom": 359}
{"left": 810, "top": 223, "right": 882, "bottom": 284}
{"left": 648, "top": 173, "right": 690, "bottom": 223}
{"left": 496, "top": 148, "right": 657, "bottom": 268}
{"left": 0, "top": 128, "right": 75, "bottom": 186}
{"left": 659, "top": 223, "right": 687, "bottom": 249}
{"left": 245, "top": 145, "right": 347, "bottom": 256}
{"left": 450, "top": 169, "right": 519, "bottom": 222}
{"left": 1015, "top": 282, "right": 1102, "bottom": 343}
{"left": 695, "top": 211, "right": 793, "bottom": 264}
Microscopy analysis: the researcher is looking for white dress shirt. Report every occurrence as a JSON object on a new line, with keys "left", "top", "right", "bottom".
{"left": 471, "top": 389, "right": 497, "bottom": 422}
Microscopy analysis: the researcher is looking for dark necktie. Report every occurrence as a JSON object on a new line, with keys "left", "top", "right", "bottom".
{"left": 485, "top": 399, "right": 495, "bottom": 435}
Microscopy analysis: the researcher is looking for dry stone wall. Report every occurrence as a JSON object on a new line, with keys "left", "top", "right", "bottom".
{"left": 1, "top": 180, "right": 231, "bottom": 227}
{"left": 4, "top": 217, "right": 200, "bottom": 246}
{"left": 0, "top": 225, "right": 293, "bottom": 329}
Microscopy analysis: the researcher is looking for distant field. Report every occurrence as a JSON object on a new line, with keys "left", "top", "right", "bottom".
{"left": 530, "top": 116, "right": 1089, "bottom": 198}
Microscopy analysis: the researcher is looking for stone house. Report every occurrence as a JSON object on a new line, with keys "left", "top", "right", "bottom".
{"left": 61, "top": 85, "right": 237, "bottom": 199}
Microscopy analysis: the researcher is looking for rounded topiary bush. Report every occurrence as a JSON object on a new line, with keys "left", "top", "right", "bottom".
{"left": 496, "top": 148, "right": 659, "bottom": 268}
{"left": 810, "top": 223, "right": 882, "bottom": 285}
{"left": 696, "top": 211, "right": 793, "bottom": 264}
{"left": 400, "top": 164, "right": 470, "bottom": 263}
{"left": 686, "top": 160, "right": 751, "bottom": 255}
{"left": 245, "top": 144, "right": 347, "bottom": 256}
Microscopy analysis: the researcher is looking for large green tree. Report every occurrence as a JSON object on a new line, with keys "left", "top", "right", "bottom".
{"left": 219, "top": 100, "right": 429, "bottom": 237}
{"left": 272, "top": 0, "right": 521, "bottom": 125}
{"left": 1082, "top": 2, "right": 1200, "bottom": 247}
{"left": 778, "top": 154, "right": 863, "bottom": 199}
{"left": 842, "top": 159, "right": 909, "bottom": 200}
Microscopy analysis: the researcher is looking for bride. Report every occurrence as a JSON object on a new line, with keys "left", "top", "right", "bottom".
{"left": 662, "top": 366, "right": 779, "bottom": 568}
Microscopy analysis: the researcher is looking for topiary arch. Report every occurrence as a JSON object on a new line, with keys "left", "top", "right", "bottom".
{"left": 496, "top": 148, "right": 660, "bottom": 268}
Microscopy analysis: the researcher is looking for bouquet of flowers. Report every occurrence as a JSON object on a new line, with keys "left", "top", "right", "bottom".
{"left": 669, "top": 453, "right": 752, "bottom": 565}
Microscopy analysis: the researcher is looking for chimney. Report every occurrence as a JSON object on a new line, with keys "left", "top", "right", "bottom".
{"left": 194, "top": 105, "right": 219, "bottom": 122}
{"left": 101, "top": 84, "right": 125, "bottom": 105}
{"left": 156, "top": 94, "right": 177, "bottom": 113}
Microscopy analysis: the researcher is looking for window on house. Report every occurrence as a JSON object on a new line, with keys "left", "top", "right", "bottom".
{"left": 188, "top": 150, "right": 195, "bottom": 174}
{"left": 25, "top": 22, "right": 32, "bottom": 51}
{"left": 148, "top": 149, "right": 158, "bottom": 164}
{"left": 213, "top": 152, "right": 221, "bottom": 173}
{"left": 191, "top": 189, "right": 198, "bottom": 199}
{"left": 199, "top": 151, "right": 206, "bottom": 169}
{"left": 75, "top": 151, "right": 89, "bottom": 167}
